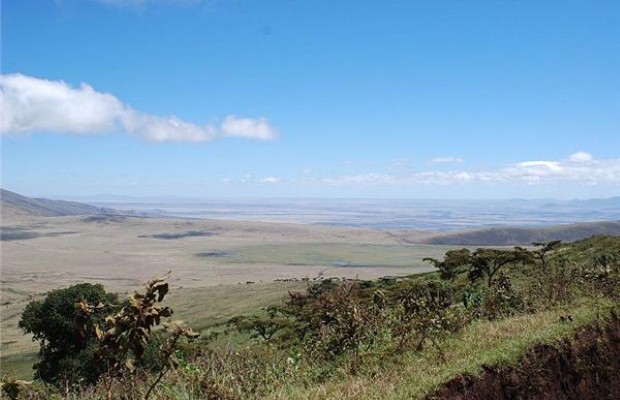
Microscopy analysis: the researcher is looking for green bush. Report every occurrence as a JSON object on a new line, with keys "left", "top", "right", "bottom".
{"left": 18, "top": 283, "right": 117, "bottom": 384}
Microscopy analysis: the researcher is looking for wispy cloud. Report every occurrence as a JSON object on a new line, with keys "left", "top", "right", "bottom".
{"left": 321, "top": 173, "right": 398, "bottom": 186}
{"left": 0, "top": 73, "right": 277, "bottom": 143}
{"left": 189, "top": 152, "right": 619, "bottom": 192}
{"left": 320, "top": 152, "right": 620, "bottom": 187}
{"left": 428, "top": 156, "right": 464, "bottom": 164}
{"left": 259, "top": 177, "right": 281, "bottom": 184}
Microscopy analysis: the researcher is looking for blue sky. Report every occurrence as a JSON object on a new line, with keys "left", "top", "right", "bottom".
{"left": 1, "top": 0, "right": 619, "bottom": 199}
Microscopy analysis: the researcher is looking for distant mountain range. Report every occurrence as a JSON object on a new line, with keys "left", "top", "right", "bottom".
{"left": 0, "top": 188, "right": 132, "bottom": 217}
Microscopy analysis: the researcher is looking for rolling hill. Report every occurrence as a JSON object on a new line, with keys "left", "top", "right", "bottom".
{"left": 417, "top": 220, "right": 620, "bottom": 246}
{"left": 1, "top": 188, "right": 127, "bottom": 217}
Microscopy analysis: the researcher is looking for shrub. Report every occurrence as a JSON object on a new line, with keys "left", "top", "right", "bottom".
{"left": 74, "top": 277, "right": 198, "bottom": 400}
{"left": 18, "top": 283, "right": 117, "bottom": 384}
{"left": 282, "top": 279, "right": 387, "bottom": 366}
{"left": 390, "top": 281, "right": 463, "bottom": 356}
{"left": 481, "top": 273, "right": 525, "bottom": 319}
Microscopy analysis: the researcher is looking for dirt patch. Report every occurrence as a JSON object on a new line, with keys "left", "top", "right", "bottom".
{"left": 429, "top": 312, "right": 620, "bottom": 400}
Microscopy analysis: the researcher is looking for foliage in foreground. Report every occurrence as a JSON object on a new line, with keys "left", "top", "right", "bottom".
{"left": 17, "top": 283, "right": 118, "bottom": 384}
{"left": 6, "top": 277, "right": 197, "bottom": 400}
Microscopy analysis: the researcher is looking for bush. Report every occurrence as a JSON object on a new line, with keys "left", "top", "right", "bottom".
{"left": 74, "top": 277, "right": 199, "bottom": 400}
{"left": 481, "top": 273, "right": 525, "bottom": 319}
{"left": 18, "top": 283, "right": 117, "bottom": 384}
{"left": 281, "top": 279, "right": 387, "bottom": 366}
{"left": 391, "top": 281, "right": 464, "bottom": 355}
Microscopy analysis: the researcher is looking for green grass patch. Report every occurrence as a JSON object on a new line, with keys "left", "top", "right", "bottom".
{"left": 0, "top": 352, "right": 36, "bottom": 380}
{"left": 215, "top": 243, "right": 454, "bottom": 268}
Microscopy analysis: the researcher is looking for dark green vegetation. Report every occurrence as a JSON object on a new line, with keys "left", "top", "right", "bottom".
{"left": 2, "top": 236, "right": 619, "bottom": 399}
{"left": 17, "top": 284, "right": 118, "bottom": 384}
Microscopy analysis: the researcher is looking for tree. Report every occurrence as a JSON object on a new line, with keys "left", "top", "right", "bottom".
{"left": 227, "top": 306, "right": 290, "bottom": 341}
{"left": 18, "top": 283, "right": 117, "bottom": 384}
{"left": 532, "top": 240, "right": 562, "bottom": 271}
{"left": 467, "top": 248, "right": 531, "bottom": 287}
{"left": 424, "top": 249, "right": 471, "bottom": 280}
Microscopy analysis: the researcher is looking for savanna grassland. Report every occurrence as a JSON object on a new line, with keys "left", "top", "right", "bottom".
{"left": 1, "top": 209, "right": 619, "bottom": 399}
{"left": 1, "top": 213, "right": 448, "bottom": 380}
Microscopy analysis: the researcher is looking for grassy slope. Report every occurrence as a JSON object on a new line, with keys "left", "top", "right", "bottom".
{"left": 269, "top": 298, "right": 613, "bottom": 400}
{"left": 0, "top": 281, "right": 308, "bottom": 380}
{"left": 3, "top": 283, "right": 616, "bottom": 399}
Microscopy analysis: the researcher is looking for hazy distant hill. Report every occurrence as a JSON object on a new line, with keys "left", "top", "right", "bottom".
{"left": 568, "top": 196, "right": 620, "bottom": 208}
{"left": 419, "top": 220, "right": 620, "bottom": 246}
{"left": 1, "top": 189, "right": 128, "bottom": 217}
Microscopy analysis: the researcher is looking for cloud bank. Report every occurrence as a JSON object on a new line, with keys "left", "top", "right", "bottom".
{"left": 0, "top": 73, "right": 277, "bottom": 143}
{"left": 318, "top": 152, "right": 620, "bottom": 187}
{"left": 202, "top": 152, "right": 618, "bottom": 192}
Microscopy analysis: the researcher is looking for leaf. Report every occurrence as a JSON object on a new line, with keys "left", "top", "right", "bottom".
{"left": 168, "top": 354, "right": 179, "bottom": 369}
{"left": 152, "top": 282, "right": 169, "bottom": 302}
{"left": 160, "top": 307, "right": 173, "bottom": 318}
{"left": 95, "top": 325, "right": 105, "bottom": 341}
{"left": 125, "top": 358, "right": 136, "bottom": 373}
{"left": 184, "top": 327, "right": 200, "bottom": 339}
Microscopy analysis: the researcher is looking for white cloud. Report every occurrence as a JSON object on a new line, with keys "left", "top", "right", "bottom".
{"left": 121, "top": 110, "right": 215, "bottom": 142}
{"left": 569, "top": 151, "right": 593, "bottom": 162}
{"left": 260, "top": 177, "right": 281, "bottom": 184}
{"left": 320, "top": 153, "right": 620, "bottom": 187}
{"left": 0, "top": 73, "right": 277, "bottom": 143}
{"left": 514, "top": 161, "right": 564, "bottom": 174}
{"left": 221, "top": 115, "right": 278, "bottom": 140}
{"left": 428, "top": 156, "right": 464, "bottom": 164}
{"left": 1, "top": 73, "right": 124, "bottom": 134}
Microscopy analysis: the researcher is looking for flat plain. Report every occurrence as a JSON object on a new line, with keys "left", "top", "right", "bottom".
{"left": 1, "top": 213, "right": 451, "bottom": 374}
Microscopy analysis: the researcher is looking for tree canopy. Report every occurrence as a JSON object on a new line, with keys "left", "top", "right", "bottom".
{"left": 19, "top": 283, "right": 117, "bottom": 383}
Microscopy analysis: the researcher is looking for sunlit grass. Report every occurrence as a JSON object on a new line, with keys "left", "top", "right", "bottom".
{"left": 269, "top": 298, "right": 614, "bottom": 400}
